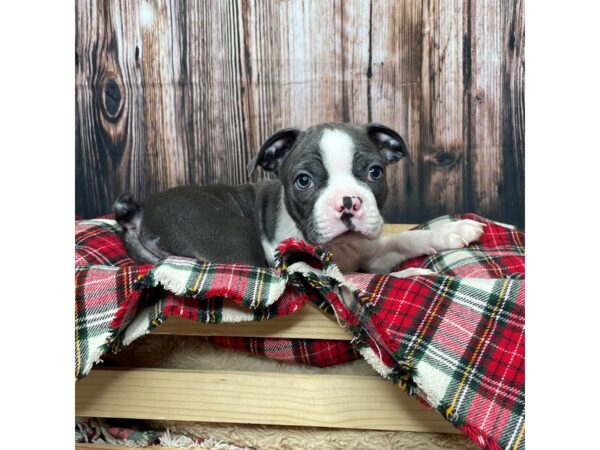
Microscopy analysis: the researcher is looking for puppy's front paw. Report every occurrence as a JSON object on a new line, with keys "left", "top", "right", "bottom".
{"left": 429, "top": 219, "right": 485, "bottom": 252}
{"left": 390, "top": 268, "right": 437, "bottom": 278}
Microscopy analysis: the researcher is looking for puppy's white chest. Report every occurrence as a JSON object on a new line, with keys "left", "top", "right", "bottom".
{"left": 261, "top": 196, "right": 304, "bottom": 266}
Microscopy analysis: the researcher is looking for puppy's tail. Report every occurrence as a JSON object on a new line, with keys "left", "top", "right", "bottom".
{"left": 113, "top": 192, "right": 142, "bottom": 230}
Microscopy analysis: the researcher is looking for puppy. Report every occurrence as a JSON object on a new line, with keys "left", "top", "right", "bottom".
{"left": 114, "top": 123, "right": 483, "bottom": 275}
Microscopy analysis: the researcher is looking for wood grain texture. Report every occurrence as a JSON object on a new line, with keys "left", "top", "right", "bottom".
{"left": 75, "top": 368, "right": 459, "bottom": 433}
{"left": 153, "top": 303, "right": 352, "bottom": 339}
{"left": 76, "top": 0, "right": 524, "bottom": 227}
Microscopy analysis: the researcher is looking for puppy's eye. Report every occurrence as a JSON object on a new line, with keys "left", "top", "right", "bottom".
{"left": 294, "top": 174, "right": 313, "bottom": 190}
{"left": 368, "top": 166, "right": 384, "bottom": 182}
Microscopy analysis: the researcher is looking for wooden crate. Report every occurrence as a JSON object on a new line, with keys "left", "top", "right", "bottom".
{"left": 75, "top": 225, "right": 459, "bottom": 447}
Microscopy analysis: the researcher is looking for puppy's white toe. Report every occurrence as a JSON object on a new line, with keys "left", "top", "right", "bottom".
{"left": 430, "top": 219, "right": 485, "bottom": 252}
{"left": 390, "top": 268, "right": 437, "bottom": 278}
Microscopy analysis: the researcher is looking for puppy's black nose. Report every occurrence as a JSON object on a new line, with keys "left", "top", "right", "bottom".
{"left": 342, "top": 196, "right": 353, "bottom": 210}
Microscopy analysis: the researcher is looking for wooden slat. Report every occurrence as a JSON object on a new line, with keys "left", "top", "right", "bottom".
{"left": 76, "top": 368, "right": 458, "bottom": 433}
{"left": 499, "top": 0, "right": 525, "bottom": 227}
{"left": 420, "top": 0, "right": 467, "bottom": 220}
{"left": 153, "top": 303, "right": 351, "bottom": 340}
{"left": 370, "top": 0, "right": 424, "bottom": 224}
{"left": 381, "top": 223, "right": 417, "bottom": 236}
{"left": 467, "top": 0, "right": 504, "bottom": 223}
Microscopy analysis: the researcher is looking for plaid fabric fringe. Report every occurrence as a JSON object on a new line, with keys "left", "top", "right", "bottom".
{"left": 75, "top": 213, "right": 524, "bottom": 450}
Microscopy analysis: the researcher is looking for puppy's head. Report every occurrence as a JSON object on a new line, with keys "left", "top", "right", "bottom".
{"left": 248, "top": 123, "right": 412, "bottom": 245}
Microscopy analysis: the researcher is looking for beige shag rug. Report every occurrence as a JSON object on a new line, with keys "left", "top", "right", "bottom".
{"left": 102, "top": 335, "right": 477, "bottom": 449}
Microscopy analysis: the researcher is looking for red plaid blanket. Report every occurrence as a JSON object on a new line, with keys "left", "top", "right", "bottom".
{"left": 75, "top": 214, "right": 524, "bottom": 450}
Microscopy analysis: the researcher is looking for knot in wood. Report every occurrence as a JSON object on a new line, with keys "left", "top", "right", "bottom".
{"left": 429, "top": 151, "right": 458, "bottom": 167}
{"left": 100, "top": 76, "right": 124, "bottom": 121}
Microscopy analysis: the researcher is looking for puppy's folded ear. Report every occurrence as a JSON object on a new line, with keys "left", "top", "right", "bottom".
{"left": 247, "top": 128, "right": 301, "bottom": 177}
{"left": 366, "top": 123, "right": 413, "bottom": 165}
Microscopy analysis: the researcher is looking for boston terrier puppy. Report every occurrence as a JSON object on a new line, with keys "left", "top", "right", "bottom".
{"left": 113, "top": 123, "right": 483, "bottom": 275}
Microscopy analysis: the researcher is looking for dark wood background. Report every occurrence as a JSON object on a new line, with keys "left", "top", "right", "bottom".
{"left": 76, "top": 0, "right": 524, "bottom": 227}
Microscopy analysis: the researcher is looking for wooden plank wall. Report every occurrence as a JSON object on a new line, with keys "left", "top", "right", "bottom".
{"left": 76, "top": 0, "right": 524, "bottom": 227}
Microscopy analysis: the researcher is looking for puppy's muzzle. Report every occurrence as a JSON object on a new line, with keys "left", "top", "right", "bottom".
{"left": 335, "top": 195, "right": 362, "bottom": 230}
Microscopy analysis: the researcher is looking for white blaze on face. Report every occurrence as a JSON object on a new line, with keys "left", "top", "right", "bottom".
{"left": 320, "top": 129, "right": 355, "bottom": 180}
{"left": 312, "top": 129, "right": 384, "bottom": 244}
